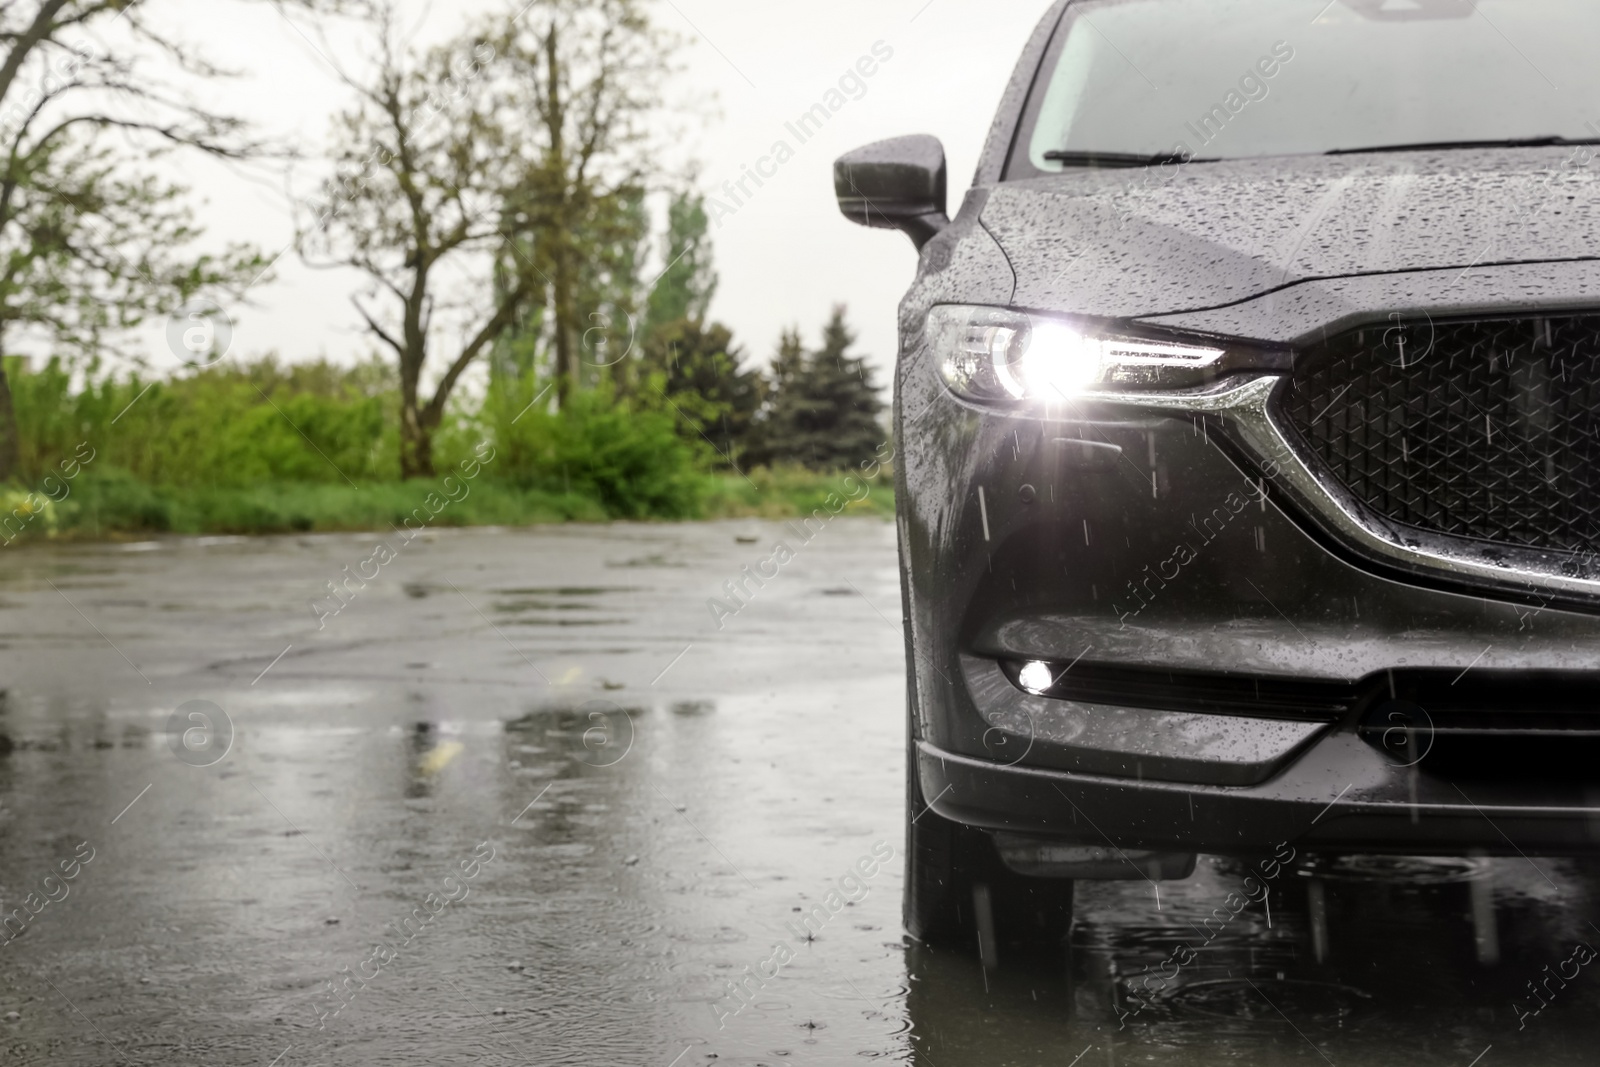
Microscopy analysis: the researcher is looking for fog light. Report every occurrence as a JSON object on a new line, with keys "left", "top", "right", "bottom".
{"left": 1018, "top": 660, "right": 1054, "bottom": 694}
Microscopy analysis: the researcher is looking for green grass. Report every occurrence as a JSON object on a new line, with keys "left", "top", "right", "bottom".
{"left": 37, "top": 473, "right": 607, "bottom": 538}
{"left": 0, "top": 355, "right": 894, "bottom": 543}
{"left": 701, "top": 466, "right": 896, "bottom": 521}
{"left": 0, "top": 466, "right": 894, "bottom": 543}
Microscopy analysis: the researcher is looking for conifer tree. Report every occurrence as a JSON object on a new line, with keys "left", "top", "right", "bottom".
{"left": 642, "top": 317, "right": 762, "bottom": 465}
{"left": 748, "top": 307, "right": 884, "bottom": 470}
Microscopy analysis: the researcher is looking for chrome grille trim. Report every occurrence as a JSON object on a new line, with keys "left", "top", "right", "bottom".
{"left": 1104, "top": 375, "right": 1600, "bottom": 606}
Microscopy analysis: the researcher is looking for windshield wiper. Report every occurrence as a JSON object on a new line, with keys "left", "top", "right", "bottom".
{"left": 1041, "top": 149, "right": 1213, "bottom": 168}
{"left": 1327, "top": 135, "right": 1600, "bottom": 156}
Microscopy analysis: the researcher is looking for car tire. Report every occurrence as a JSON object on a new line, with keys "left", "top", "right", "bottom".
{"left": 904, "top": 738, "right": 1075, "bottom": 964}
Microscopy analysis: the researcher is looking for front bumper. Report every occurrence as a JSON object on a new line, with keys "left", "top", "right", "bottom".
{"left": 917, "top": 738, "right": 1600, "bottom": 856}
{"left": 896, "top": 335, "right": 1600, "bottom": 855}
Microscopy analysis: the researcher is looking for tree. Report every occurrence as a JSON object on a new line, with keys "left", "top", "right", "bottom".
{"left": 748, "top": 307, "right": 885, "bottom": 470}
{"left": 641, "top": 316, "right": 761, "bottom": 464}
{"left": 741, "top": 326, "right": 802, "bottom": 469}
{"left": 489, "top": 186, "right": 647, "bottom": 400}
{"left": 573, "top": 186, "right": 648, "bottom": 388}
{"left": 305, "top": 0, "right": 680, "bottom": 478}
{"left": 634, "top": 187, "right": 745, "bottom": 460}
{"left": 766, "top": 325, "right": 805, "bottom": 400}
{"left": 301, "top": 3, "right": 542, "bottom": 480}
{"left": 645, "top": 189, "right": 715, "bottom": 337}
{"left": 0, "top": 0, "right": 330, "bottom": 480}
{"left": 498, "top": 0, "right": 681, "bottom": 404}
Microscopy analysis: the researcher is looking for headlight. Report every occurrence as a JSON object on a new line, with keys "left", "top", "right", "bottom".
{"left": 927, "top": 305, "right": 1228, "bottom": 404}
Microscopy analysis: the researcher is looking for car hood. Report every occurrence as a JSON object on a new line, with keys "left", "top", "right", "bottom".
{"left": 981, "top": 147, "right": 1600, "bottom": 322}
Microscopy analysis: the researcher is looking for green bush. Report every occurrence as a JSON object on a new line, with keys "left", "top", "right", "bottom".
{"left": 483, "top": 376, "right": 712, "bottom": 519}
{"left": 3, "top": 357, "right": 725, "bottom": 537}
{"left": 9, "top": 355, "right": 397, "bottom": 488}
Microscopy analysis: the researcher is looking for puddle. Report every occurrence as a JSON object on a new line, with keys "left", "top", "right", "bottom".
{"left": 1159, "top": 976, "right": 1375, "bottom": 1022}
{"left": 493, "top": 599, "right": 600, "bottom": 613}
{"left": 494, "top": 586, "right": 641, "bottom": 596}
{"left": 4, "top": 519, "right": 1596, "bottom": 1067}
{"left": 1295, "top": 854, "right": 1491, "bottom": 885}
{"left": 506, "top": 618, "right": 627, "bottom": 627}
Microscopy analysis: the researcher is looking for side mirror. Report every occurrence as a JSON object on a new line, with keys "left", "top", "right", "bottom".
{"left": 834, "top": 134, "right": 950, "bottom": 250}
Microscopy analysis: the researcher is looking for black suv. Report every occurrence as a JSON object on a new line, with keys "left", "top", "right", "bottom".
{"left": 836, "top": 0, "right": 1600, "bottom": 955}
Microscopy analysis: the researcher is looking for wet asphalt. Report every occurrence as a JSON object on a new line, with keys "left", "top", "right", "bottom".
{"left": 1, "top": 518, "right": 1599, "bottom": 1066}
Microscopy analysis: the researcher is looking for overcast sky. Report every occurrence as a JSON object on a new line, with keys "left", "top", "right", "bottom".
{"left": 117, "top": 0, "right": 1053, "bottom": 389}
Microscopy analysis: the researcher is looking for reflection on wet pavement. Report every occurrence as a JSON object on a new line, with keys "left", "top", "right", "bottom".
{"left": 0, "top": 520, "right": 1598, "bottom": 1064}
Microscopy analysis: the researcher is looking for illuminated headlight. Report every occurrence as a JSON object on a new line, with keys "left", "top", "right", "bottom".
{"left": 927, "top": 305, "right": 1227, "bottom": 404}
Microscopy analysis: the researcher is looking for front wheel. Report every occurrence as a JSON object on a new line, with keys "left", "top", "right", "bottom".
{"left": 904, "top": 740, "right": 1075, "bottom": 966}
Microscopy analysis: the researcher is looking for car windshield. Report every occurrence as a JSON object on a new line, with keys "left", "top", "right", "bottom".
{"left": 1012, "top": 0, "right": 1600, "bottom": 177}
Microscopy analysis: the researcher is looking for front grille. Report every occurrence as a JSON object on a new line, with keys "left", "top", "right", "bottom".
{"left": 1357, "top": 670, "right": 1600, "bottom": 781}
{"left": 1278, "top": 313, "right": 1600, "bottom": 555}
